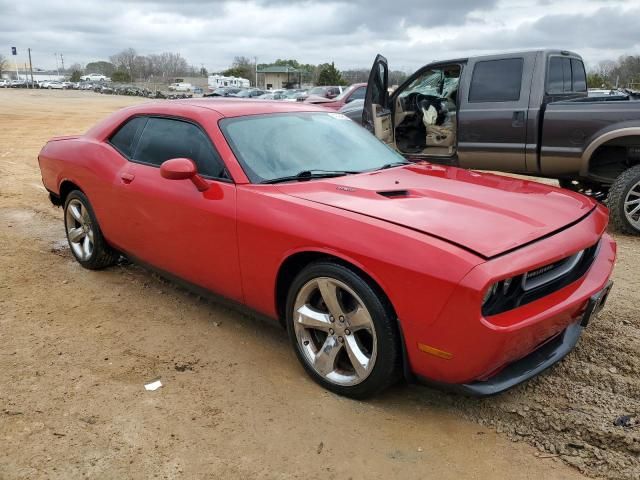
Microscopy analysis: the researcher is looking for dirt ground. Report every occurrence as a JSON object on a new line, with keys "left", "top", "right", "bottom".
{"left": 0, "top": 89, "right": 638, "bottom": 480}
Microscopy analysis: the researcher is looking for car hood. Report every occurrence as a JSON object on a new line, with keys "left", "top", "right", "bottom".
{"left": 304, "top": 95, "right": 333, "bottom": 103}
{"left": 277, "top": 164, "right": 596, "bottom": 258}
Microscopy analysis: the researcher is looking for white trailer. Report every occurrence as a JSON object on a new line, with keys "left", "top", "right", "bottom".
{"left": 208, "top": 74, "right": 250, "bottom": 89}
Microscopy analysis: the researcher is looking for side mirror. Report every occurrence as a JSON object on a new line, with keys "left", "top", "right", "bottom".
{"left": 160, "top": 158, "right": 209, "bottom": 191}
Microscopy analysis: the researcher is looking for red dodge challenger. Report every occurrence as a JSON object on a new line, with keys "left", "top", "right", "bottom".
{"left": 38, "top": 99, "right": 616, "bottom": 398}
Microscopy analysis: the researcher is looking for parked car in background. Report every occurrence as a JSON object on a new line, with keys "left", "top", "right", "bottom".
{"left": 363, "top": 50, "right": 640, "bottom": 234}
{"left": 304, "top": 83, "right": 366, "bottom": 110}
{"left": 257, "top": 92, "right": 287, "bottom": 100}
{"left": 281, "top": 89, "right": 308, "bottom": 102}
{"left": 81, "top": 73, "right": 110, "bottom": 82}
{"left": 229, "top": 88, "right": 266, "bottom": 98}
{"left": 0, "top": 79, "right": 9, "bottom": 88}
{"left": 297, "top": 86, "right": 343, "bottom": 102}
{"left": 338, "top": 98, "right": 365, "bottom": 122}
{"left": 204, "top": 87, "right": 243, "bottom": 97}
{"left": 38, "top": 99, "right": 615, "bottom": 399}
{"left": 587, "top": 89, "right": 628, "bottom": 98}
{"left": 168, "top": 82, "right": 194, "bottom": 92}
{"left": 47, "top": 81, "right": 65, "bottom": 90}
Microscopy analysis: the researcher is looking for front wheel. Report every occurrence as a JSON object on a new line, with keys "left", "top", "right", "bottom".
{"left": 286, "top": 262, "right": 401, "bottom": 399}
{"left": 64, "top": 190, "right": 119, "bottom": 269}
{"left": 608, "top": 165, "right": 640, "bottom": 235}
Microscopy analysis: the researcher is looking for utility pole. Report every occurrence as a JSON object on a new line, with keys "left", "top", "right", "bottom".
{"left": 60, "top": 53, "right": 65, "bottom": 72}
{"left": 28, "top": 48, "right": 34, "bottom": 88}
{"left": 11, "top": 46, "right": 18, "bottom": 81}
{"left": 254, "top": 56, "right": 258, "bottom": 88}
{"left": 54, "top": 52, "right": 59, "bottom": 77}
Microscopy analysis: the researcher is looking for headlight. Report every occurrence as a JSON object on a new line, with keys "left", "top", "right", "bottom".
{"left": 482, "top": 276, "right": 518, "bottom": 307}
{"left": 482, "top": 283, "right": 499, "bottom": 305}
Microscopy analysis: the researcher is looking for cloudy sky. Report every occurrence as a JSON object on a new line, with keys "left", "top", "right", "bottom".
{"left": 1, "top": 0, "right": 639, "bottom": 73}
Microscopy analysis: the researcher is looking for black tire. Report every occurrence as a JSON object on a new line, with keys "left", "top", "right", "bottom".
{"left": 63, "top": 190, "right": 119, "bottom": 269}
{"left": 285, "top": 261, "right": 401, "bottom": 399}
{"left": 608, "top": 165, "right": 640, "bottom": 235}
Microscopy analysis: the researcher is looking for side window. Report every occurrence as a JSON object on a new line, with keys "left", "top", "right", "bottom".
{"left": 109, "top": 116, "right": 147, "bottom": 158}
{"left": 133, "top": 117, "right": 226, "bottom": 179}
{"left": 571, "top": 59, "right": 587, "bottom": 92}
{"left": 468, "top": 58, "right": 523, "bottom": 102}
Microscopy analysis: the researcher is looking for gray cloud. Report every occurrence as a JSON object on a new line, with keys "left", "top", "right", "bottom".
{"left": 0, "top": 0, "right": 638, "bottom": 73}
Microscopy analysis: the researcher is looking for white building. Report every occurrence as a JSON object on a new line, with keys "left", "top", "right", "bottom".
{"left": 1, "top": 69, "right": 64, "bottom": 82}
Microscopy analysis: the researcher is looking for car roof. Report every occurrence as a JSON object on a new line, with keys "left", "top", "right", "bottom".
{"left": 169, "top": 98, "right": 332, "bottom": 118}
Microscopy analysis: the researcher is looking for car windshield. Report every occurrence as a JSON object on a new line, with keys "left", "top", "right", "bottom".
{"left": 220, "top": 112, "right": 407, "bottom": 183}
{"left": 334, "top": 84, "right": 358, "bottom": 100}
{"left": 399, "top": 68, "right": 459, "bottom": 99}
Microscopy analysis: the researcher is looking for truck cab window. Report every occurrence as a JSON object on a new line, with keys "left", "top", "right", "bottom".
{"left": 548, "top": 56, "right": 586, "bottom": 94}
{"left": 571, "top": 59, "right": 587, "bottom": 92}
{"left": 468, "top": 58, "right": 523, "bottom": 103}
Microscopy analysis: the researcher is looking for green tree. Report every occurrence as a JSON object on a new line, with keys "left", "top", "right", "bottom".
{"left": 70, "top": 70, "right": 82, "bottom": 82}
{"left": 222, "top": 56, "right": 255, "bottom": 85}
{"left": 111, "top": 70, "right": 131, "bottom": 82}
{"left": 317, "top": 62, "right": 346, "bottom": 86}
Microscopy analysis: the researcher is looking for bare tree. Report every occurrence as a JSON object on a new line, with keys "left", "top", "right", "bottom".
{"left": 110, "top": 48, "right": 137, "bottom": 80}
{"left": 0, "top": 54, "right": 8, "bottom": 78}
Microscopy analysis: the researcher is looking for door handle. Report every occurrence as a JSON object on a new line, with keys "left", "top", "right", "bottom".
{"left": 120, "top": 172, "right": 135, "bottom": 183}
{"left": 512, "top": 111, "right": 525, "bottom": 127}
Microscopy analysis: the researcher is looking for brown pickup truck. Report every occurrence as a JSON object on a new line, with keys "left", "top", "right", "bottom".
{"left": 362, "top": 49, "right": 640, "bottom": 234}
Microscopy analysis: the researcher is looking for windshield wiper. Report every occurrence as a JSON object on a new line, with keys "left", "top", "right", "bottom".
{"left": 262, "top": 169, "right": 359, "bottom": 184}
{"left": 375, "top": 161, "right": 411, "bottom": 171}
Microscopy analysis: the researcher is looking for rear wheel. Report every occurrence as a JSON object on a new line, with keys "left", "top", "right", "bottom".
{"left": 64, "top": 190, "right": 119, "bottom": 269}
{"left": 608, "top": 165, "right": 640, "bottom": 235}
{"left": 286, "top": 262, "right": 401, "bottom": 398}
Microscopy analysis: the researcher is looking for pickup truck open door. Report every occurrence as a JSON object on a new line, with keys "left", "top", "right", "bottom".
{"left": 363, "top": 55, "right": 393, "bottom": 144}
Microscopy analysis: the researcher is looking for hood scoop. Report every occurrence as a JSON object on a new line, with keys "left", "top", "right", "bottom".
{"left": 377, "top": 189, "right": 419, "bottom": 199}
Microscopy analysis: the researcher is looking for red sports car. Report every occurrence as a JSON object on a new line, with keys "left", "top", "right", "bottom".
{"left": 304, "top": 83, "right": 367, "bottom": 110}
{"left": 38, "top": 99, "right": 616, "bottom": 398}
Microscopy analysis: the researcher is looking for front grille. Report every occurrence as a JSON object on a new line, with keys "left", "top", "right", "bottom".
{"left": 483, "top": 240, "right": 600, "bottom": 316}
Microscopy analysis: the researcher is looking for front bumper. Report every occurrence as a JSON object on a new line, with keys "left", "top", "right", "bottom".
{"left": 419, "top": 280, "right": 612, "bottom": 396}
{"left": 403, "top": 207, "right": 616, "bottom": 390}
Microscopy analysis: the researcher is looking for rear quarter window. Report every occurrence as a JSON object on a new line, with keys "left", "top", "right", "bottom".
{"left": 468, "top": 58, "right": 524, "bottom": 103}
{"left": 109, "top": 117, "right": 147, "bottom": 158}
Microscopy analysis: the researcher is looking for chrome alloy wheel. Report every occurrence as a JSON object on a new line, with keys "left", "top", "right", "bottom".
{"left": 293, "top": 277, "right": 377, "bottom": 386}
{"left": 624, "top": 180, "right": 640, "bottom": 230}
{"left": 65, "top": 198, "right": 94, "bottom": 261}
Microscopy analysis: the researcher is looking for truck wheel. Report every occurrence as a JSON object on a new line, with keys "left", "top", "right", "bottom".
{"left": 608, "top": 165, "right": 640, "bottom": 235}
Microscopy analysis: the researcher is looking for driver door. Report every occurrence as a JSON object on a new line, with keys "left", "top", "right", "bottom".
{"left": 363, "top": 54, "right": 393, "bottom": 144}
{"left": 109, "top": 115, "right": 243, "bottom": 302}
